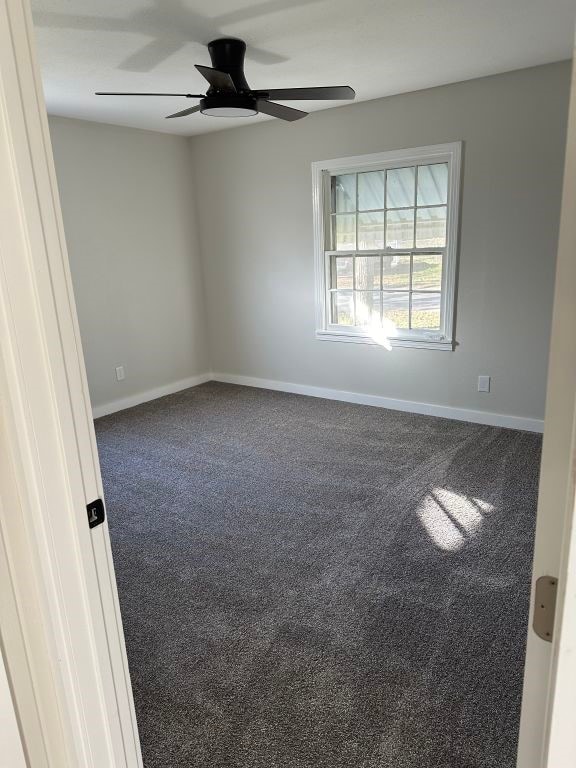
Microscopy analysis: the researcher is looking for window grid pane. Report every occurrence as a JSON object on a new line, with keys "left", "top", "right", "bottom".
{"left": 355, "top": 255, "right": 382, "bottom": 290}
{"left": 382, "top": 290, "right": 410, "bottom": 330}
{"left": 412, "top": 254, "right": 442, "bottom": 291}
{"left": 331, "top": 290, "right": 354, "bottom": 325}
{"left": 328, "top": 161, "right": 449, "bottom": 332}
{"left": 386, "top": 167, "right": 416, "bottom": 209}
{"left": 415, "top": 206, "right": 447, "bottom": 248}
{"left": 386, "top": 209, "right": 415, "bottom": 249}
{"left": 358, "top": 212, "right": 385, "bottom": 250}
{"left": 355, "top": 290, "right": 382, "bottom": 327}
{"left": 332, "top": 255, "right": 353, "bottom": 289}
{"left": 411, "top": 291, "right": 442, "bottom": 330}
{"left": 417, "top": 163, "right": 448, "bottom": 206}
{"left": 332, "top": 174, "right": 356, "bottom": 213}
{"left": 358, "top": 171, "right": 385, "bottom": 211}
{"left": 383, "top": 254, "right": 410, "bottom": 290}
{"left": 333, "top": 213, "right": 356, "bottom": 250}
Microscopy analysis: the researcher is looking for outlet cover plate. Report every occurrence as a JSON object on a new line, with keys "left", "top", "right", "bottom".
{"left": 478, "top": 375, "right": 490, "bottom": 393}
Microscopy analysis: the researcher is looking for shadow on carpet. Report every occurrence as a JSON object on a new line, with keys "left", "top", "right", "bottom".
{"left": 95, "top": 382, "right": 540, "bottom": 768}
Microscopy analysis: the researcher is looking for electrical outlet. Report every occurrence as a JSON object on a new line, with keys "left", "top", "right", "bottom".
{"left": 478, "top": 375, "right": 490, "bottom": 393}
{"left": 115, "top": 365, "right": 125, "bottom": 382}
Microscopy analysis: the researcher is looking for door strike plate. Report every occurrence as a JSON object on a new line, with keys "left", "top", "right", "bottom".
{"left": 533, "top": 576, "right": 558, "bottom": 642}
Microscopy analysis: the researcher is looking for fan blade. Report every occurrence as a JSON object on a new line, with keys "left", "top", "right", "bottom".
{"left": 166, "top": 105, "right": 202, "bottom": 119}
{"left": 96, "top": 92, "right": 204, "bottom": 97}
{"left": 256, "top": 100, "right": 307, "bottom": 122}
{"left": 254, "top": 86, "right": 355, "bottom": 101}
{"left": 195, "top": 65, "right": 236, "bottom": 93}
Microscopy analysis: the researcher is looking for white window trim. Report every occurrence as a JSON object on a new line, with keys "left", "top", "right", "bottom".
{"left": 312, "top": 142, "right": 462, "bottom": 350}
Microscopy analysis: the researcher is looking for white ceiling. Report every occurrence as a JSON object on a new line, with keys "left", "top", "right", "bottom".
{"left": 32, "top": 0, "right": 575, "bottom": 137}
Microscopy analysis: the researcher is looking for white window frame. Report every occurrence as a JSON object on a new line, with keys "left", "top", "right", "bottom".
{"left": 312, "top": 142, "right": 462, "bottom": 351}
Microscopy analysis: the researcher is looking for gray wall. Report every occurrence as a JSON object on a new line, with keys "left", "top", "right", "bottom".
{"left": 191, "top": 62, "right": 570, "bottom": 421}
{"left": 49, "top": 117, "right": 208, "bottom": 410}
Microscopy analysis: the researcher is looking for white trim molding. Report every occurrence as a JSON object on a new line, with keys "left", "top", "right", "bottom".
{"left": 92, "top": 373, "right": 212, "bottom": 418}
{"left": 212, "top": 373, "right": 544, "bottom": 433}
{"left": 311, "top": 142, "right": 462, "bottom": 351}
{"left": 517, "top": 49, "right": 576, "bottom": 768}
{"left": 0, "top": 0, "right": 142, "bottom": 764}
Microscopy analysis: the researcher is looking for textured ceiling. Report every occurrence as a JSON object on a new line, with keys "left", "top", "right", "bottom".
{"left": 32, "top": 0, "right": 575, "bottom": 137}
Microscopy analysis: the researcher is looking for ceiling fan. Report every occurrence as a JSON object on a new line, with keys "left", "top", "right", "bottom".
{"left": 96, "top": 37, "right": 355, "bottom": 122}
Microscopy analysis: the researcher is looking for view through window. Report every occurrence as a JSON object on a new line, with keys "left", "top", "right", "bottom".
{"left": 313, "top": 144, "right": 461, "bottom": 349}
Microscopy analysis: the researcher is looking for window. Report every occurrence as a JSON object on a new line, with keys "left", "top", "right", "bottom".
{"left": 312, "top": 143, "right": 461, "bottom": 350}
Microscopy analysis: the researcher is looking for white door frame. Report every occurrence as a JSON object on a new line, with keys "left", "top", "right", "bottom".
{"left": 540, "top": 43, "right": 576, "bottom": 765}
{"left": 0, "top": 0, "right": 575, "bottom": 765}
{"left": 0, "top": 0, "right": 141, "bottom": 765}
{"left": 517, "top": 43, "right": 576, "bottom": 768}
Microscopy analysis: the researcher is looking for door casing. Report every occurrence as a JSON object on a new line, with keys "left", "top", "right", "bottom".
{"left": 0, "top": 0, "right": 141, "bottom": 764}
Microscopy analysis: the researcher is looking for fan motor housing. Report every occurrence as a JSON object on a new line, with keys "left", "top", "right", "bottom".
{"left": 207, "top": 38, "right": 250, "bottom": 92}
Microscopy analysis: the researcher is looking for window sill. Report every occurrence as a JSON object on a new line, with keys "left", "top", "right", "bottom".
{"left": 315, "top": 328, "right": 454, "bottom": 351}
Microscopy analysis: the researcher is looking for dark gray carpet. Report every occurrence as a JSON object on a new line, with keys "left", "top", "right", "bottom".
{"left": 95, "top": 382, "right": 540, "bottom": 768}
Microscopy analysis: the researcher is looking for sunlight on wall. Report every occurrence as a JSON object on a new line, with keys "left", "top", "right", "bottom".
{"left": 417, "top": 487, "right": 494, "bottom": 552}
{"left": 367, "top": 318, "right": 398, "bottom": 350}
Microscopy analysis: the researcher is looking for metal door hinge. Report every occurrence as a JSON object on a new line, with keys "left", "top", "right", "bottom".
{"left": 533, "top": 576, "right": 558, "bottom": 642}
{"left": 87, "top": 498, "right": 105, "bottom": 529}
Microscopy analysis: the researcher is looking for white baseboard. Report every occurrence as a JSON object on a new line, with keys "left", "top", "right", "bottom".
{"left": 92, "top": 373, "right": 212, "bottom": 418}
{"left": 211, "top": 372, "right": 544, "bottom": 433}
{"left": 93, "top": 370, "right": 544, "bottom": 432}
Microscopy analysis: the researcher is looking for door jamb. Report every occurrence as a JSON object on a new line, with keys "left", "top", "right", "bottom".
{"left": 0, "top": 0, "right": 142, "bottom": 764}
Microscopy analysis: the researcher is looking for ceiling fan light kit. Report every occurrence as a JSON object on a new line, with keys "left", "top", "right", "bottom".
{"left": 200, "top": 95, "right": 258, "bottom": 118}
{"left": 96, "top": 37, "right": 355, "bottom": 122}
